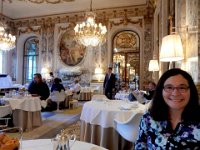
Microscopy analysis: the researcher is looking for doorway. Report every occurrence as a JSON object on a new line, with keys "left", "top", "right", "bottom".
{"left": 112, "top": 30, "right": 140, "bottom": 90}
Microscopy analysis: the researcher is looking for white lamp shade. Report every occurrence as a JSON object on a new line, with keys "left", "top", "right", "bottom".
{"left": 95, "top": 67, "right": 103, "bottom": 74}
{"left": 148, "top": 60, "right": 159, "bottom": 71}
{"left": 41, "top": 67, "right": 49, "bottom": 74}
{"left": 160, "top": 34, "right": 184, "bottom": 62}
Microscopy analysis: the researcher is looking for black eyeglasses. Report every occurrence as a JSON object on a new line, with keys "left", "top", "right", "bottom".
{"left": 163, "top": 85, "right": 190, "bottom": 93}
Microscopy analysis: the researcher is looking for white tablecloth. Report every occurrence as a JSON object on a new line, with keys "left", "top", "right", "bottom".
{"left": 79, "top": 92, "right": 92, "bottom": 101}
{"left": 0, "top": 105, "right": 12, "bottom": 117}
{"left": 91, "top": 94, "right": 107, "bottom": 101}
{"left": 21, "top": 139, "right": 107, "bottom": 150}
{"left": 0, "top": 75, "right": 13, "bottom": 88}
{"left": 80, "top": 100, "right": 145, "bottom": 128}
{"left": 3, "top": 96, "right": 41, "bottom": 111}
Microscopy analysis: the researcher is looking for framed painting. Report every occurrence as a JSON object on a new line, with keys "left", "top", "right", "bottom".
{"left": 59, "top": 29, "right": 86, "bottom": 66}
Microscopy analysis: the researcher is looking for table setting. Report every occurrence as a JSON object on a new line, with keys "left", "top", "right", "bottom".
{"left": 1, "top": 93, "right": 42, "bottom": 131}
{"left": 20, "top": 129, "right": 107, "bottom": 150}
{"left": 80, "top": 99, "right": 145, "bottom": 150}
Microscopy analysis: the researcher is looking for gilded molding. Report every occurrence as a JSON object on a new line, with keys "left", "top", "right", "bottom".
{"left": 12, "top": 6, "right": 147, "bottom": 28}
{"left": 58, "top": 23, "right": 75, "bottom": 33}
{"left": 18, "top": 26, "right": 41, "bottom": 35}
{"left": 14, "top": 0, "right": 74, "bottom": 4}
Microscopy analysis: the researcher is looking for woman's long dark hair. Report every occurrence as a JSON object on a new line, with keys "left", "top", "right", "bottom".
{"left": 149, "top": 68, "right": 200, "bottom": 121}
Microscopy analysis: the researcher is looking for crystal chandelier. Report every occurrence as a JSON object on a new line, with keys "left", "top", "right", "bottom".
{"left": 0, "top": 0, "right": 16, "bottom": 51}
{"left": 74, "top": 0, "right": 107, "bottom": 47}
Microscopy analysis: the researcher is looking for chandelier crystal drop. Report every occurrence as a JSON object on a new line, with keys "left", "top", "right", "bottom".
{"left": 0, "top": 26, "right": 16, "bottom": 51}
{"left": 0, "top": 1, "right": 16, "bottom": 51}
{"left": 74, "top": 0, "right": 107, "bottom": 47}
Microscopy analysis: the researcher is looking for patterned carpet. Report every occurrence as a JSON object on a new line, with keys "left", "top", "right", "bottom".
{"left": 63, "top": 120, "right": 81, "bottom": 140}
{"left": 22, "top": 105, "right": 82, "bottom": 140}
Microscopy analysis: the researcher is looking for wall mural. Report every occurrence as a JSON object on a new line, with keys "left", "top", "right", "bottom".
{"left": 59, "top": 30, "right": 86, "bottom": 66}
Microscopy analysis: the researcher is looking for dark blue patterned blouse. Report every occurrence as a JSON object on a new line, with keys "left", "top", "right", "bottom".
{"left": 135, "top": 112, "right": 200, "bottom": 149}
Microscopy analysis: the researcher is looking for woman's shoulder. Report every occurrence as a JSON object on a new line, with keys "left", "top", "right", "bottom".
{"left": 141, "top": 112, "right": 167, "bottom": 130}
{"left": 141, "top": 112, "right": 152, "bottom": 122}
{"left": 143, "top": 111, "right": 151, "bottom": 118}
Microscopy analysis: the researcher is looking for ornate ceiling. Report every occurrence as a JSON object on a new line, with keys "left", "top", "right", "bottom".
{"left": 2, "top": 0, "right": 147, "bottom": 19}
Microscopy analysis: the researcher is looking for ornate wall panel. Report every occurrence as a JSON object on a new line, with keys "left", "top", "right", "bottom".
{"left": 4, "top": 4, "right": 155, "bottom": 85}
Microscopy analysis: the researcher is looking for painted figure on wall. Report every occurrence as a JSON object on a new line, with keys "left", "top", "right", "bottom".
{"left": 60, "top": 29, "right": 86, "bottom": 66}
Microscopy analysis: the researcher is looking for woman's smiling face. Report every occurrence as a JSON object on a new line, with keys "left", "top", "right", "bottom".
{"left": 162, "top": 74, "right": 190, "bottom": 113}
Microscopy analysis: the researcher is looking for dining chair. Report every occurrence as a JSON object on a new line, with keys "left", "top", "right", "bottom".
{"left": 50, "top": 90, "right": 66, "bottom": 111}
{"left": 72, "top": 91, "right": 81, "bottom": 100}
{"left": 113, "top": 112, "right": 143, "bottom": 143}
{"left": 0, "top": 118, "right": 11, "bottom": 129}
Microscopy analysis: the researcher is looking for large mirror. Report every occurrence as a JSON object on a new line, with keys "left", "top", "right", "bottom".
{"left": 112, "top": 31, "right": 140, "bottom": 90}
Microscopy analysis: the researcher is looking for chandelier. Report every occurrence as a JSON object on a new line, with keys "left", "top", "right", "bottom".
{"left": 0, "top": 0, "right": 16, "bottom": 51}
{"left": 17, "top": 0, "right": 74, "bottom": 4}
{"left": 74, "top": 0, "right": 107, "bottom": 47}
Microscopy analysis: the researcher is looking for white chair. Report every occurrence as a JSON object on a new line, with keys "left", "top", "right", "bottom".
{"left": 113, "top": 112, "right": 143, "bottom": 143}
{"left": 0, "top": 118, "right": 11, "bottom": 129}
{"left": 50, "top": 90, "right": 66, "bottom": 111}
{"left": 72, "top": 91, "right": 80, "bottom": 100}
{"left": 0, "top": 105, "right": 12, "bottom": 118}
{"left": 69, "top": 99, "right": 78, "bottom": 109}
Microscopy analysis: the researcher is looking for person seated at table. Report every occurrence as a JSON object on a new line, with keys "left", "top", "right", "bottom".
{"left": 69, "top": 79, "right": 81, "bottom": 100}
{"left": 143, "top": 81, "right": 156, "bottom": 100}
{"left": 28, "top": 73, "right": 50, "bottom": 100}
{"left": 119, "top": 84, "right": 129, "bottom": 93}
{"left": 51, "top": 78, "right": 65, "bottom": 92}
{"left": 69, "top": 79, "right": 81, "bottom": 94}
{"left": 135, "top": 68, "right": 200, "bottom": 149}
{"left": 48, "top": 72, "right": 55, "bottom": 87}
{"left": 44, "top": 77, "right": 66, "bottom": 111}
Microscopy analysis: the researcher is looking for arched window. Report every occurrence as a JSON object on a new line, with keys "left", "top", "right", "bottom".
{"left": 112, "top": 30, "right": 140, "bottom": 90}
{"left": 23, "top": 37, "right": 39, "bottom": 84}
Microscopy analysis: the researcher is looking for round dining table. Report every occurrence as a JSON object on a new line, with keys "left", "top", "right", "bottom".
{"left": 21, "top": 139, "right": 108, "bottom": 150}
{"left": 2, "top": 96, "right": 42, "bottom": 131}
{"left": 80, "top": 100, "right": 146, "bottom": 150}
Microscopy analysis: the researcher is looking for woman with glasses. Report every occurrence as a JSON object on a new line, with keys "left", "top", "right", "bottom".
{"left": 135, "top": 68, "right": 200, "bottom": 149}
